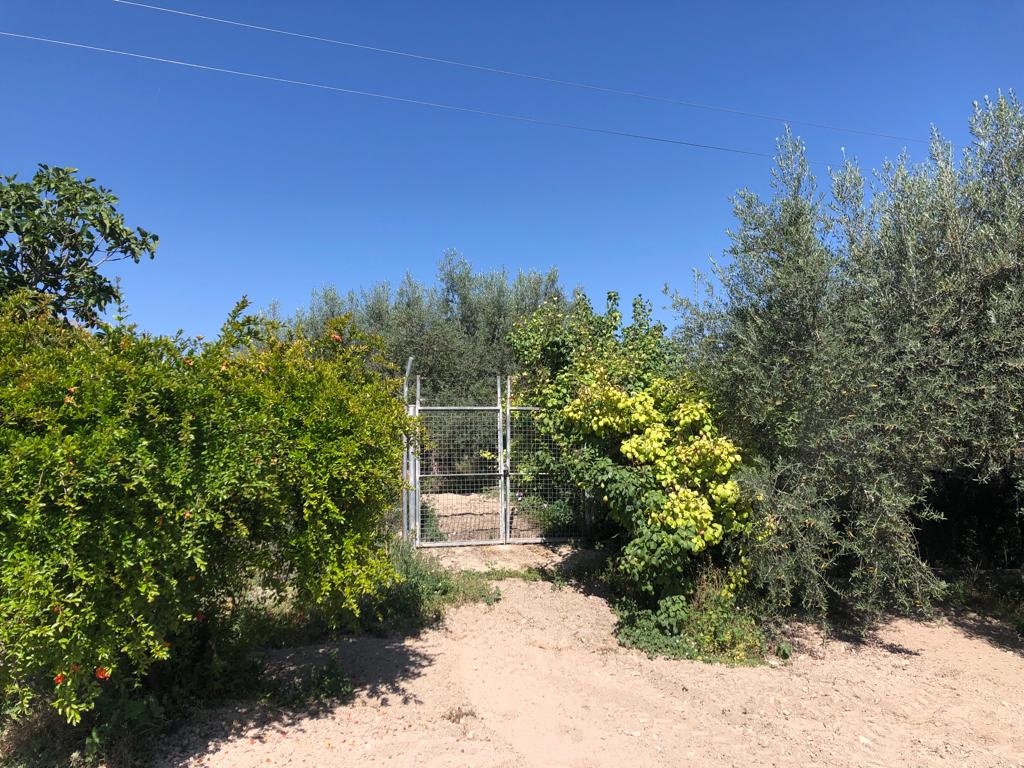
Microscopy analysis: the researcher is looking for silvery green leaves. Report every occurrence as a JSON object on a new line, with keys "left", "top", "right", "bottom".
{"left": 675, "top": 94, "right": 1024, "bottom": 622}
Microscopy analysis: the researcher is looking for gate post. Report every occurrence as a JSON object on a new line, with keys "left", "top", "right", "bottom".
{"left": 401, "top": 357, "right": 413, "bottom": 539}
{"left": 497, "top": 376, "right": 508, "bottom": 544}
{"left": 505, "top": 375, "right": 512, "bottom": 544}
{"left": 413, "top": 375, "right": 422, "bottom": 546}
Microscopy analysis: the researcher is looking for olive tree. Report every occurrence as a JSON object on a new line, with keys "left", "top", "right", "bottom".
{"left": 676, "top": 94, "right": 1024, "bottom": 619}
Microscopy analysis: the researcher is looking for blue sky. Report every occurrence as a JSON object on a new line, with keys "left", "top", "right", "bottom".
{"left": 2, "top": 0, "right": 1020, "bottom": 337}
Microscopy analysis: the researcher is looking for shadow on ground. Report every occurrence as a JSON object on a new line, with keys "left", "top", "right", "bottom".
{"left": 812, "top": 621, "right": 923, "bottom": 657}
{"left": 154, "top": 634, "right": 433, "bottom": 767}
{"left": 788, "top": 607, "right": 1023, "bottom": 660}
{"left": 937, "top": 569, "right": 1024, "bottom": 657}
{"left": 944, "top": 610, "right": 1024, "bottom": 656}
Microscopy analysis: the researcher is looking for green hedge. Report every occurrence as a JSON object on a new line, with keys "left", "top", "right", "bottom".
{"left": 0, "top": 294, "right": 408, "bottom": 724}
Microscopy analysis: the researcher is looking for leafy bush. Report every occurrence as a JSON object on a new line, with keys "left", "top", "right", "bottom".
{"left": 512, "top": 292, "right": 751, "bottom": 609}
{"left": 676, "top": 94, "right": 1024, "bottom": 620}
{"left": 514, "top": 494, "right": 575, "bottom": 536}
{"left": 0, "top": 293, "right": 408, "bottom": 725}
{"left": 616, "top": 574, "right": 765, "bottom": 664}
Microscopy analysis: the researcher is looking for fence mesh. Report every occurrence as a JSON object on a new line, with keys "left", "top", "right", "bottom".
{"left": 419, "top": 475, "right": 502, "bottom": 543}
{"left": 507, "top": 409, "right": 579, "bottom": 540}
{"left": 417, "top": 409, "right": 503, "bottom": 544}
{"left": 407, "top": 378, "right": 581, "bottom": 546}
{"left": 418, "top": 410, "right": 500, "bottom": 477}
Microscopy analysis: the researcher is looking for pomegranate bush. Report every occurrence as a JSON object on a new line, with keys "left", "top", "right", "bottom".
{"left": 0, "top": 294, "right": 408, "bottom": 724}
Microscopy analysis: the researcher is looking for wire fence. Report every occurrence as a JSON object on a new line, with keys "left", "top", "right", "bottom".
{"left": 403, "top": 376, "right": 583, "bottom": 546}
{"left": 417, "top": 408, "right": 503, "bottom": 544}
{"left": 507, "top": 408, "right": 578, "bottom": 541}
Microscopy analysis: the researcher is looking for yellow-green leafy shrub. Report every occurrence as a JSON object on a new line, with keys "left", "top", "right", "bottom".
{"left": 512, "top": 293, "right": 749, "bottom": 601}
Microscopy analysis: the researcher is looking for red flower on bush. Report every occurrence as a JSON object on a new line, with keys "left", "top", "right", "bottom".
{"left": 331, "top": 333, "right": 342, "bottom": 342}
{"left": 95, "top": 667, "right": 110, "bottom": 681}
{"left": 53, "top": 673, "right": 65, "bottom": 685}
{"left": 194, "top": 612, "right": 206, "bottom": 622}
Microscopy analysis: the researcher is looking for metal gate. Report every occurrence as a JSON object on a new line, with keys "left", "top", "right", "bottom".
{"left": 402, "top": 376, "right": 579, "bottom": 547}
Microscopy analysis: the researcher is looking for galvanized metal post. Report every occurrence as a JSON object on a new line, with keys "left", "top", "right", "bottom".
{"left": 413, "top": 375, "right": 422, "bottom": 546}
{"left": 496, "top": 376, "right": 506, "bottom": 544}
{"left": 505, "top": 375, "right": 513, "bottom": 543}
{"left": 401, "top": 357, "right": 413, "bottom": 539}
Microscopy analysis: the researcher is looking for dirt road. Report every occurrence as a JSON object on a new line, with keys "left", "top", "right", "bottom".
{"left": 157, "top": 557, "right": 1024, "bottom": 767}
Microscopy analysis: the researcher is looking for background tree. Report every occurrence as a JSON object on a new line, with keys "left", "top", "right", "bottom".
{"left": 0, "top": 165, "right": 158, "bottom": 326}
{"left": 290, "top": 250, "right": 563, "bottom": 403}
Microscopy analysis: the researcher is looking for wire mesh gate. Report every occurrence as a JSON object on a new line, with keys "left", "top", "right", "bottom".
{"left": 402, "top": 376, "right": 579, "bottom": 547}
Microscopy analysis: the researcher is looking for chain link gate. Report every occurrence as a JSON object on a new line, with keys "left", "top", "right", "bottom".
{"left": 402, "top": 376, "right": 580, "bottom": 547}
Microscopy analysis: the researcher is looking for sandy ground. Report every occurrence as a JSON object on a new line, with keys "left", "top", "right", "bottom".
{"left": 431, "top": 543, "right": 587, "bottom": 571}
{"left": 419, "top": 494, "right": 553, "bottom": 542}
{"left": 156, "top": 548, "right": 1024, "bottom": 768}
{"left": 420, "top": 492, "right": 502, "bottom": 542}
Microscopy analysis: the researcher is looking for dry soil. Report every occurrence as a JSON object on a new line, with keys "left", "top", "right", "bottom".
{"left": 155, "top": 546, "right": 1024, "bottom": 768}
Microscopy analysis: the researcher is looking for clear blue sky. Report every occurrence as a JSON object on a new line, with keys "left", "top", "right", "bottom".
{"left": 2, "top": 0, "right": 1020, "bottom": 337}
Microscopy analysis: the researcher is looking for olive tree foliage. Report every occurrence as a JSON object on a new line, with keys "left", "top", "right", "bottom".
{"left": 0, "top": 165, "right": 158, "bottom": 326}
{"left": 675, "top": 95, "right": 1024, "bottom": 619}
{"left": 289, "top": 251, "right": 563, "bottom": 403}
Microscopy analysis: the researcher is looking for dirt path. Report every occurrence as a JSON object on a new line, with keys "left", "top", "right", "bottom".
{"left": 157, "top": 553, "right": 1024, "bottom": 768}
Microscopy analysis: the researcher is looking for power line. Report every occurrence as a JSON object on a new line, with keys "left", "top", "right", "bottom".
{"left": 0, "top": 31, "right": 795, "bottom": 161}
{"left": 113, "top": 0, "right": 927, "bottom": 145}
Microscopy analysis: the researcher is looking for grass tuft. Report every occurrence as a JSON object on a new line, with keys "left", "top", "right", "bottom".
{"left": 359, "top": 541, "right": 500, "bottom": 634}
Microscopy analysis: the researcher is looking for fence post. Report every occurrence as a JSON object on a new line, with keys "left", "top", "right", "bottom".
{"left": 506, "top": 375, "right": 513, "bottom": 543}
{"left": 401, "top": 358, "right": 413, "bottom": 539}
{"left": 496, "top": 375, "right": 507, "bottom": 544}
{"left": 413, "top": 375, "right": 421, "bottom": 546}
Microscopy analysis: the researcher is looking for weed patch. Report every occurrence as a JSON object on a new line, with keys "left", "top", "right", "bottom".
{"left": 615, "top": 577, "right": 766, "bottom": 665}
{"left": 360, "top": 541, "right": 500, "bottom": 634}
